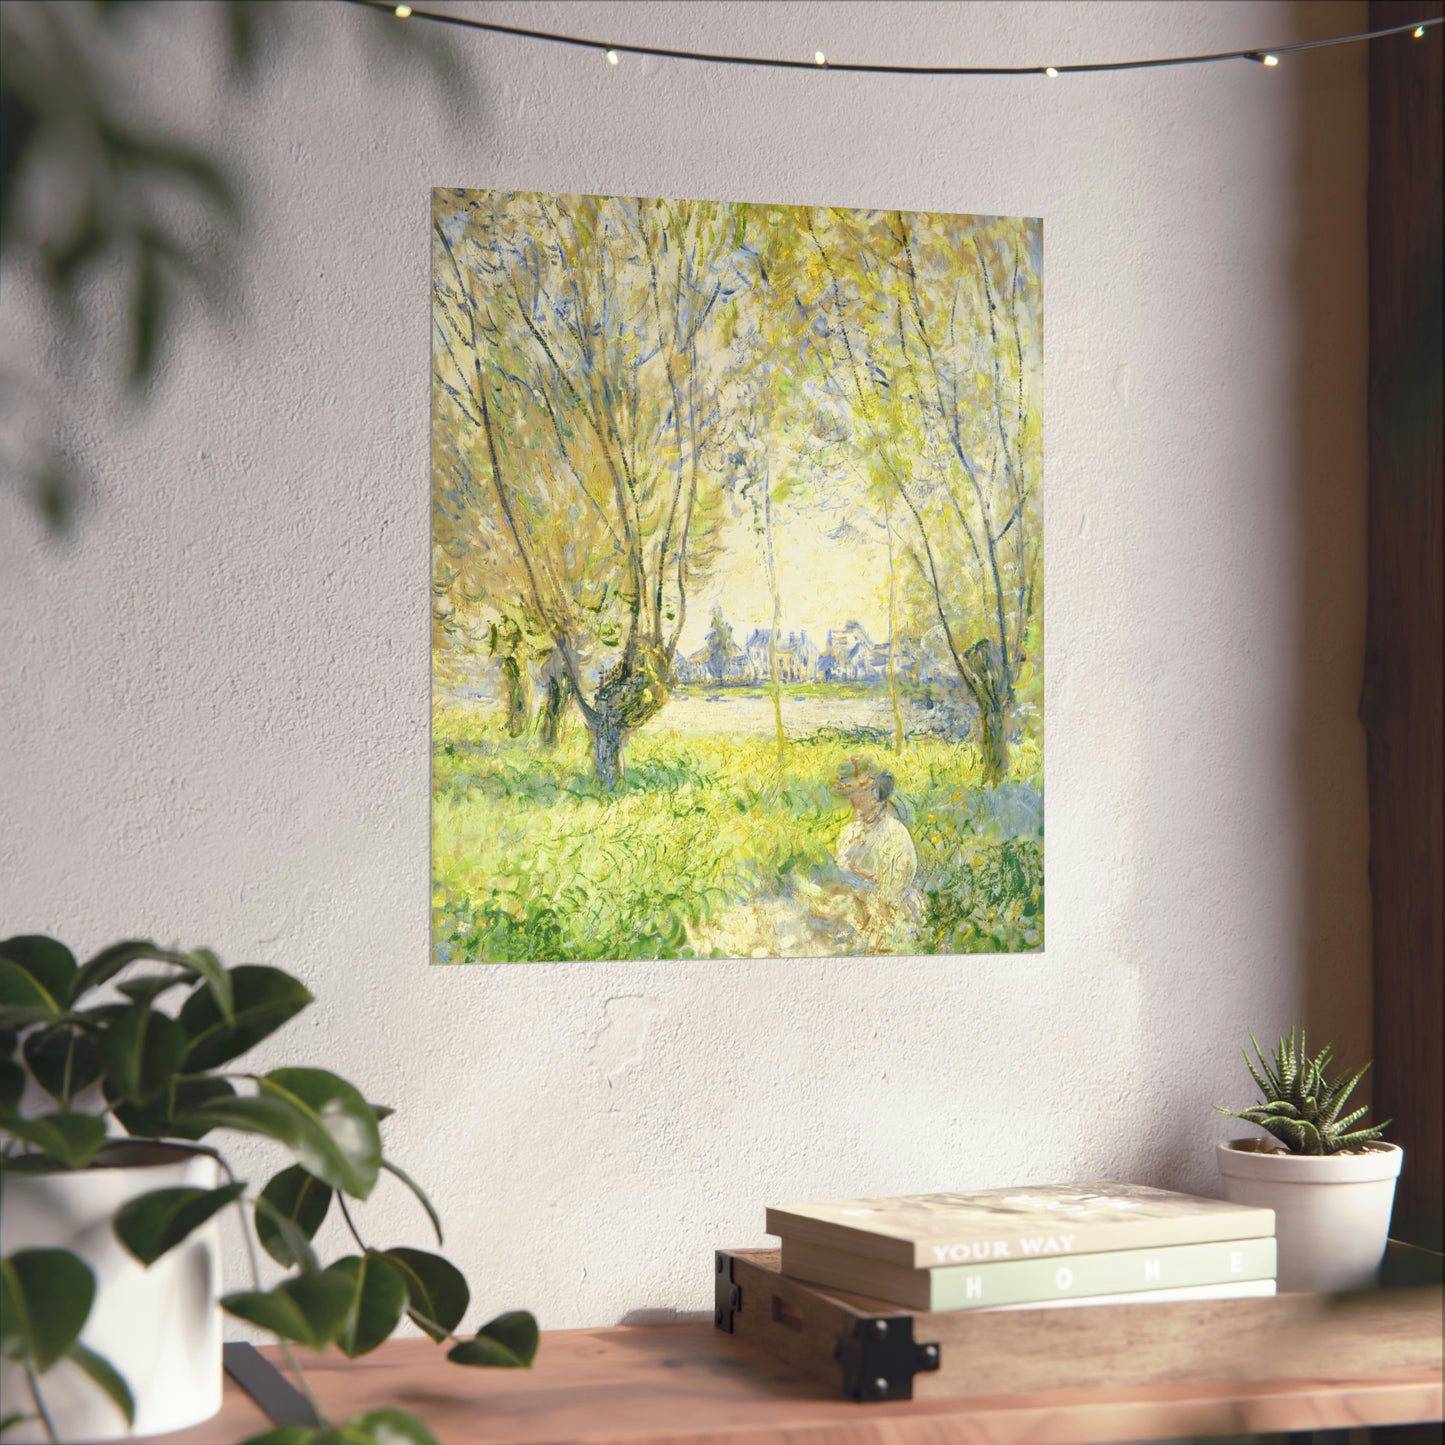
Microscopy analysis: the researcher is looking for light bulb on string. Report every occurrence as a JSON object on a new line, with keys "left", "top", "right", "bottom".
{"left": 348, "top": 3, "right": 1440, "bottom": 79}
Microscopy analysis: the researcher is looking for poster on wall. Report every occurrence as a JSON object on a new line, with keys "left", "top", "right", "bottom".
{"left": 432, "top": 189, "right": 1043, "bottom": 963}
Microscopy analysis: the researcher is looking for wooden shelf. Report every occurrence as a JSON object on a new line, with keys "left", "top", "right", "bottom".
{"left": 144, "top": 1318, "right": 1442, "bottom": 1445}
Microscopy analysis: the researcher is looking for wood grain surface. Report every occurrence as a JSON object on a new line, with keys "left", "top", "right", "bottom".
{"left": 140, "top": 1307, "right": 1442, "bottom": 1445}
{"left": 723, "top": 1247, "right": 1444, "bottom": 1403}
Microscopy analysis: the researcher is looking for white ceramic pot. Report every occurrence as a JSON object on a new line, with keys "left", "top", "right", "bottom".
{"left": 0, "top": 1141, "right": 224, "bottom": 1442}
{"left": 1216, "top": 1137, "right": 1403, "bottom": 1293}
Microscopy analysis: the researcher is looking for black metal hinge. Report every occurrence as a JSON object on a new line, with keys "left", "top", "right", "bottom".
{"left": 714, "top": 1251, "right": 742, "bottom": 1332}
{"left": 833, "top": 1313, "right": 941, "bottom": 1402}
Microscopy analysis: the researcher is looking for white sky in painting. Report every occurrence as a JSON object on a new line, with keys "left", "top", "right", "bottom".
{"left": 676, "top": 493, "right": 893, "bottom": 655}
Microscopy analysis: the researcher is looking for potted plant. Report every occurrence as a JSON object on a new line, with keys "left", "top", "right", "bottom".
{"left": 1216, "top": 1026, "right": 1402, "bottom": 1293}
{"left": 0, "top": 934, "right": 537, "bottom": 1444}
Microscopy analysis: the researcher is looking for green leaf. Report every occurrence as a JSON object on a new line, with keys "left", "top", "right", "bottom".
{"left": 108, "top": 1074, "right": 237, "bottom": 1142}
{"left": 180, "top": 1085, "right": 377, "bottom": 1200}
{"left": 222, "top": 1273, "right": 354, "bottom": 1351}
{"left": 0, "top": 962, "right": 61, "bottom": 1029}
{"left": 259, "top": 1070, "right": 381, "bottom": 1200}
{"left": 1333, "top": 1121, "right": 1391, "bottom": 1150}
{"left": 180, "top": 966, "right": 313, "bottom": 1071}
{"left": 252, "top": 1197, "right": 321, "bottom": 1276}
{"left": 0, "top": 1060, "right": 25, "bottom": 1113}
{"left": 351, "top": 1409, "right": 440, "bottom": 1445}
{"left": 381, "top": 1249, "right": 468, "bottom": 1342}
{"left": 182, "top": 948, "right": 234, "bottom": 1024}
{"left": 447, "top": 1310, "right": 538, "bottom": 1368}
{"left": 98, "top": 1007, "right": 187, "bottom": 1103}
{"left": 68, "top": 1341, "right": 135, "bottom": 1426}
{"left": 72, "top": 940, "right": 194, "bottom": 1000}
{"left": 326, "top": 1255, "right": 407, "bottom": 1359}
{"left": 381, "top": 1159, "right": 442, "bottom": 1246}
{"left": 0, "top": 1249, "right": 95, "bottom": 1371}
{"left": 23, "top": 1026, "right": 102, "bottom": 1103}
{"left": 0, "top": 1112, "right": 108, "bottom": 1168}
{"left": 113, "top": 1182, "right": 245, "bottom": 1265}
{"left": 116, "top": 976, "right": 190, "bottom": 1008}
{"left": 0, "top": 938, "right": 76, "bottom": 1009}
{"left": 256, "top": 1166, "right": 333, "bottom": 1268}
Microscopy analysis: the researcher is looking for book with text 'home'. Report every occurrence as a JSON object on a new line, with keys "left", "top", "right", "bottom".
{"left": 765, "top": 1181, "right": 1275, "bottom": 1270}
{"left": 984, "top": 1278, "right": 1276, "bottom": 1310}
{"left": 779, "top": 1234, "right": 1278, "bottom": 1311}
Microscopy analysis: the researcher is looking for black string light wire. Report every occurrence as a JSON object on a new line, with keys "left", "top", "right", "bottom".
{"left": 343, "top": 1, "right": 1440, "bottom": 77}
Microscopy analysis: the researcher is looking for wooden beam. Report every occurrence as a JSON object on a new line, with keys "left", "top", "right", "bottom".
{"left": 1365, "top": 0, "right": 1443, "bottom": 1258}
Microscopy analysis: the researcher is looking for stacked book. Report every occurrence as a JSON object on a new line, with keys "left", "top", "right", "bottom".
{"left": 766, "top": 1181, "right": 1277, "bottom": 1312}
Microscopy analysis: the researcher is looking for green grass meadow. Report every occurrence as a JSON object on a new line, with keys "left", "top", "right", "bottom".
{"left": 432, "top": 700, "right": 1043, "bottom": 963}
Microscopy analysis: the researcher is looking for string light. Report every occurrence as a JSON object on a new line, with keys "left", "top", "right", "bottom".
{"left": 606, "top": 48, "right": 619, "bottom": 65}
{"left": 339, "top": 3, "right": 1444, "bottom": 78}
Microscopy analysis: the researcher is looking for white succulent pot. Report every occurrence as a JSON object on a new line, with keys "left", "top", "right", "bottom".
{"left": 0, "top": 1141, "right": 224, "bottom": 1442}
{"left": 1216, "top": 1137, "right": 1403, "bottom": 1293}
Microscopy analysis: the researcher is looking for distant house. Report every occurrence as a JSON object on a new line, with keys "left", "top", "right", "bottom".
{"left": 744, "top": 628, "right": 819, "bottom": 683}
{"left": 676, "top": 640, "right": 748, "bottom": 685}
{"left": 674, "top": 620, "right": 912, "bottom": 687}
{"left": 826, "top": 620, "right": 873, "bottom": 660}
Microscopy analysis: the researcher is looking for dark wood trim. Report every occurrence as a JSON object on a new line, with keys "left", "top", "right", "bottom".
{"left": 1365, "top": 0, "right": 1443, "bottom": 1265}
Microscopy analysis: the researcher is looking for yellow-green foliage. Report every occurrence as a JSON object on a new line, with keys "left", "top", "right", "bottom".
{"left": 433, "top": 703, "right": 1043, "bottom": 963}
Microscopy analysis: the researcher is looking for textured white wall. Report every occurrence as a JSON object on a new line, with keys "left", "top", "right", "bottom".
{"left": 0, "top": 1, "right": 1370, "bottom": 1329}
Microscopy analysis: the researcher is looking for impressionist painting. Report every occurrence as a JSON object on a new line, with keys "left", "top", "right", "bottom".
{"left": 432, "top": 189, "right": 1042, "bottom": 963}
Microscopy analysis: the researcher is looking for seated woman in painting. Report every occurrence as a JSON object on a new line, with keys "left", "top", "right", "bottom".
{"left": 689, "top": 755, "right": 923, "bottom": 958}
{"left": 796, "top": 756, "right": 923, "bottom": 953}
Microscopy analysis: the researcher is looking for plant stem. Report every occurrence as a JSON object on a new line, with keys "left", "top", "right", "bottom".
{"left": 337, "top": 1194, "right": 367, "bottom": 1252}
{"left": 220, "top": 1159, "right": 326, "bottom": 1427}
{"left": 24, "top": 1364, "right": 57, "bottom": 1444}
{"left": 60, "top": 1033, "right": 76, "bottom": 1110}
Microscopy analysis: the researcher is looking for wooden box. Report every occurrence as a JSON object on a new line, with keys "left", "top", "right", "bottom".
{"left": 715, "top": 1243, "right": 1445, "bottom": 1404}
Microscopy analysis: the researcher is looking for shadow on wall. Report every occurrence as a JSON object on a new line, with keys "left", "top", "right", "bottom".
{"left": 0, "top": 0, "right": 467, "bottom": 534}
{"left": 1142, "top": 1, "right": 1374, "bottom": 1198}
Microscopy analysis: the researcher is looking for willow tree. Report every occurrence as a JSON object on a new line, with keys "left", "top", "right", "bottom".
{"left": 773, "top": 205, "right": 1042, "bottom": 784}
{"left": 432, "top": 190, "right": 739, "bottom": 785}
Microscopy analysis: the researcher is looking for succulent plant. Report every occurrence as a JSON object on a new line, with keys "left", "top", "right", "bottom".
{"left": 1217, "top": 1026, "right": 1391, "bottom": 1156}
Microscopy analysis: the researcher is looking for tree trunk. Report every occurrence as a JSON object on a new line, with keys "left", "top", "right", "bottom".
{"left": 500, "top": 656, "right": 532, "bottom": 737}
{"left": 538, "top": 667, "right": 571, "bottom": 749}
{"left": 883, "top": 496, "right": 905, "bottom": 755}
{"left": 586, "top": 644, "right": 671, "bottom": 788}
{"left": 591, "top": 711, "right": 626, "bottom": 789}
{"left": 974, "top": 690, "right": 1011, "bottom": 786}
{"left": 764, "top": 485, "right": 785, "bottom": 769}
{"left": 961, "top": 639, "right": 1011, "bottom": 786}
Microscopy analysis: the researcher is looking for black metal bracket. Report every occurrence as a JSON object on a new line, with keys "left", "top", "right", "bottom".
{"left": 832, "top": 1313, "right": 941, "bottom": 1402}
{"left": 714, "top": 1251, "right": 742, "bottom": 1333}
{"left": 222, "top": 1341, "right": 320, "bottom": 1427}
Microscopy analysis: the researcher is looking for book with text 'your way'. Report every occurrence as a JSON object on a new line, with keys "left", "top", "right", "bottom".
{"left": 779, "top": 1234, "right": 1279, "bottom": 1311}
{"left": 766, "top": 1181, "right": 1275, "bottom": 1270}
